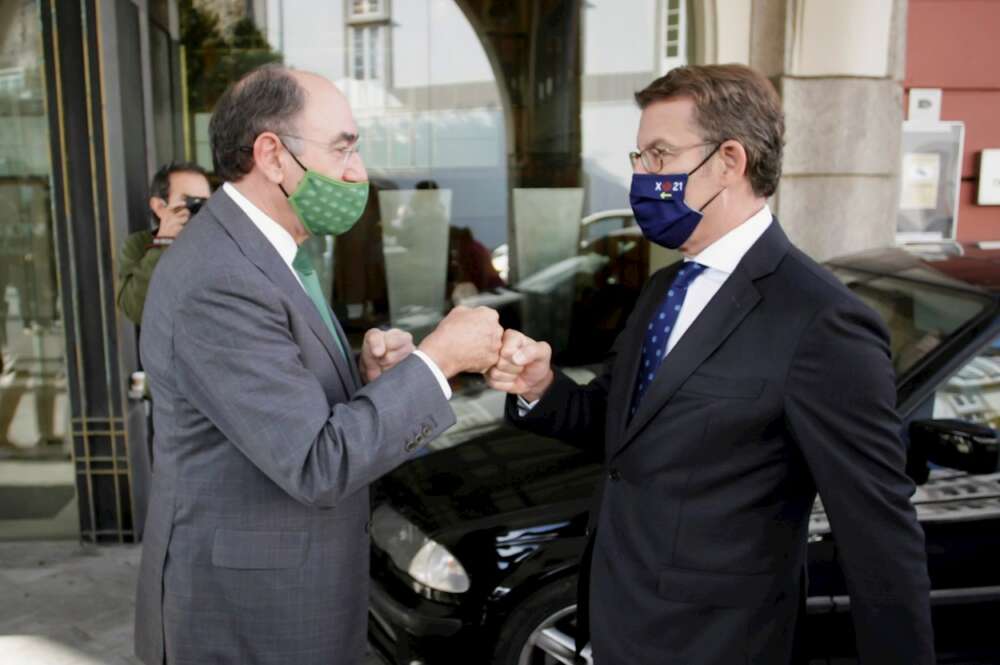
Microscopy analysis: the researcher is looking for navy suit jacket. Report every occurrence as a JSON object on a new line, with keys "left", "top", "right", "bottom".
{"left": 508, "top": 221, "right": 934, "bottom": 665}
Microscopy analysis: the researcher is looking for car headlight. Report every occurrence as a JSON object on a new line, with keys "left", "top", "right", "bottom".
{"left": 370, "top": 504, "right": 471, "bottom": 594}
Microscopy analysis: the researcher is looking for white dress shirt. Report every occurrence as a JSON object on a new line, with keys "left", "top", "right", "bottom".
{"left": 664, "top": 204, "right": 772, "bottom": 354}
{"left": 222, "top": 183, "right": 452, "bottom": 399}
{"left": 519, "top": 205, "right": 773, "bottom": 412}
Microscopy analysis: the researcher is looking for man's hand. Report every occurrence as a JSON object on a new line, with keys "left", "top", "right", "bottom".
{"left": 418, "top": 306, "right": 503, "bottom": 378}
{"left": 486, "top": 329, "right": 554, "bottom": 402}
{"left": 360, "top": 328, "right": 415, "bottom": 383}
{"left": 155, "top": 205, "right": 191, "bottom": 240}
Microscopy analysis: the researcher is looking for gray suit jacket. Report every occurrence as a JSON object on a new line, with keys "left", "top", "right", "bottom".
{"left": 134, "top": 190, "right": 455, "bottom": 665}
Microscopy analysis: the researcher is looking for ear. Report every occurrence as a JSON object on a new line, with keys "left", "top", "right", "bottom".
{"left": 718, "top": 140, "right": 749, "bottom": 186}
{"left": 149, "top": 196, "right": 168, "bottom": 221}
{"left": 253, "top": 132, "right": 286, "bottom": 185}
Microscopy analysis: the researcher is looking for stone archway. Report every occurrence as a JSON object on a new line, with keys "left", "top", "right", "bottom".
{"left": 451, "top": 0, "right": 583, "bottom": 189}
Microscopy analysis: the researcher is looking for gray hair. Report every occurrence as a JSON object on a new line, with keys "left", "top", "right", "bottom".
{"left": 209, "top": 64, "right": 305, "bottom": 182}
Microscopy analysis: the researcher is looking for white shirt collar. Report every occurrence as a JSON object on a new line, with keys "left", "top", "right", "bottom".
{"left": 223, "top": 182, "right": 299, "bottom": 270}
{"left": 685, "top": 204, "right": 773, "bottom": 275}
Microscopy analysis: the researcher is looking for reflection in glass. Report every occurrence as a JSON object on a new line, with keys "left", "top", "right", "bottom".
{"left": 179, "top": 0, "right": 663, "bottom": 456}
{"left": 512, "top": 188, "right": 585, "bottom": 351}
{"left": 934, "top": 336, "right": 1000, "bottom": 430}
{"left": 379, "top": 187, "right": 452, "bottom": 338}
{"left": 834, "top": 267, "right": 990, "bottom": 376}
{"left": 0, "top": 0, "right": 76, "bottom": 538}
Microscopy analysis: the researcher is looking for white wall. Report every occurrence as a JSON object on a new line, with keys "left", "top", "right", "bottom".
{"left": 266, "top": 0, "right": 347, "bottom": 82}
{"left": 787, "top": 0, "right": 894, "bottom": 77}
{"left": 580, "top": 0, "right": 659, "bottom": 216}
{"left": 583, "top": 0, "right": 657, "bottom": 76}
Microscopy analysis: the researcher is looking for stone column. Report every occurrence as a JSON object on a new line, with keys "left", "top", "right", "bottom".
{"left": 749, "top": 0, "right": 908, "bottom": 261}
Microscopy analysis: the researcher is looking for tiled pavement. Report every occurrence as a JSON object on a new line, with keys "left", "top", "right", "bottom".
{"left": 0, "top": 541, "right": 385, "bottom": 665}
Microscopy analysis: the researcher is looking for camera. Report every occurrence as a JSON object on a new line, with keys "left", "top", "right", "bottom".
{"left": 184, "top": 196, "right": 207, "bottom": 216}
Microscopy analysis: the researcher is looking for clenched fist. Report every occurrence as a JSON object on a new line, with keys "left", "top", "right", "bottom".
{"left": 485, "top": 329, "right": 554, "bottom": 402}
{"left": 419, "top": 306, "right": 503, "bottom": 378}
{"left": 359, "top": 328, "right": 415, "bottom": 383}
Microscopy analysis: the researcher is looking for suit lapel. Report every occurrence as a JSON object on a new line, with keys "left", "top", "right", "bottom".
{"left": 205, "top": 191, "right": 357, "bottom": 396}
{"left": 613, "top": 220, "right": 792, "bottom": 457}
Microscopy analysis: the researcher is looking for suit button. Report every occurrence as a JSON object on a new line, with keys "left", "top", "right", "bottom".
{"left": 404, "top": 440, "right": 417, "bottom": 452}
{"left": 608, "top": 468, "right": 621, "bottom": 482}
{"left": 421, "top": 423, "right": 433, "bottom": 437}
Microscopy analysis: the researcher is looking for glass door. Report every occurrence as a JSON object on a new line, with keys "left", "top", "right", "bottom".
{"left": 0, "top": 0, "right": 76, "bottom": 539}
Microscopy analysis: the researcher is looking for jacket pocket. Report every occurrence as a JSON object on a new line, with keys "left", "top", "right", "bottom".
{"left": 657, "top": 565, "right": 786, "bottom": 608}
{"left": 211, "top": 528, "right": 309, "bottom": 570}
{"left": 678, "top": 372, "right": 765, "bottom": 400}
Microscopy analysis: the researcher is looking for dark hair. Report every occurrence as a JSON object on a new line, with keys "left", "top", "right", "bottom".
{"left": 209, "top": 64, "right": 305, "bottom": 182}
{"left": 635, "top": 64, "right": 784, "bottom": 198}
{"left": 149, "top": 161, "right": 208, "bottom": 202}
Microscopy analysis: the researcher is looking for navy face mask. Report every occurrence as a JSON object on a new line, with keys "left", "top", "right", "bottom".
{"left": 629, "top": 144, "right": 724, "bottom": 249}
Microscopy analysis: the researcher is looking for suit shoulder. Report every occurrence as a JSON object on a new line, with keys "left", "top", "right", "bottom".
{"left": 778, "top": 246, "right": 875, "bottom": 317}
{"left": 154, "top": 215, "right": 248, "bottom": 287}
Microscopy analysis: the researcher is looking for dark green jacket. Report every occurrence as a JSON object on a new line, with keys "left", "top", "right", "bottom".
{"left": 117, "top": 229, "right": 166, "bottom": 324}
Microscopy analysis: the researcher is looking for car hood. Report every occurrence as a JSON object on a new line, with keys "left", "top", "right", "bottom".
{"left": 372, "top": 424, "right": 602, "bottom": 538}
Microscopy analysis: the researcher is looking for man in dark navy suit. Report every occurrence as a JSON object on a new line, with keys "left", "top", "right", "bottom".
{"left": 488, "top": 64, "right": 934, "bottom": 665}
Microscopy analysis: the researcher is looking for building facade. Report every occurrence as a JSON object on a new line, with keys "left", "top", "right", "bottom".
{"left": 0, "top": 0, "right": 994, "bottom": 543}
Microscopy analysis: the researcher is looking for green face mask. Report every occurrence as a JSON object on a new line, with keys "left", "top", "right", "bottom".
{"left": 280, "top": 147, "right": 369, "bottom": 236}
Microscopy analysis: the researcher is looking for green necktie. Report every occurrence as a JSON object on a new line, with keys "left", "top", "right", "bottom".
{"left": 292, "top": 247, "right": 346, "bottom": 360}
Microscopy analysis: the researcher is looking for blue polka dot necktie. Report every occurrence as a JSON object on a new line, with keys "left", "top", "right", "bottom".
{"left": 631, "top": 261, "right": 707, "bottom": 418}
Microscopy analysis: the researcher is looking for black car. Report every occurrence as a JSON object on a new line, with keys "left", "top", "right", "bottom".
{"left": 368, "top": 244, "right": 1000, "bottom": 665}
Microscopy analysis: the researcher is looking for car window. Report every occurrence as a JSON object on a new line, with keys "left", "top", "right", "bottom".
{"left": 932, "top": 334, "right": 1000, "bottom": 429}
{"left": 831, "top": 268, "right": 991, "bottom": 376}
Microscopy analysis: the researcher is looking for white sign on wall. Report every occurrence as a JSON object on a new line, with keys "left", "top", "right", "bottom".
{"left": 979, "top": 149, "right": 1000, "bottom": 206}
{"left": 908, "top": 88, "right": 943, "bottom": 123}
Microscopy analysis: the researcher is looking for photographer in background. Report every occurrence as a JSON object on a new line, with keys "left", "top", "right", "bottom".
{"left": 116, "top": 162, "right": 212, "bottom": 324}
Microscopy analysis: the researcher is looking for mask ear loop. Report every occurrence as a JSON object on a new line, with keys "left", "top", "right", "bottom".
{"left": 688, "top": 141, "right": 722, "bottom": 176}
{"left": 277, "top": 137, "right": 308, "bottom": 198}
{"left": 689, "top": 141, "right": 726, "bottom": 212}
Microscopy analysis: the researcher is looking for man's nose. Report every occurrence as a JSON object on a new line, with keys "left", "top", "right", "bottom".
{"left": 342, "top": 153, "right": 368, "bottom": 183}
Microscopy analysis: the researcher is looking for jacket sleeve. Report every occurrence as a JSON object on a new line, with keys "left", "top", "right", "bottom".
{"left": 504, "top": 362, "right": 613, "bottom": 451}
{"left": 785, "top": 300, "right": 934, "bottom": 665}
{"left": 117, "top": 232, "right": 164, "bottom": 325}
{"left": 503, "top": 276, "right": 657, "bottom": 450}
{"left": 170, "top": 269, "right": 457, "bottom": 508}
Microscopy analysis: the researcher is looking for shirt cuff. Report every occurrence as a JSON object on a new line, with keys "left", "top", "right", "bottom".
{"left": 516, "top": 396, "right": 540, "bottom": 417}
{"left": 413, "top": 350, "right": 453, "bottom": 400}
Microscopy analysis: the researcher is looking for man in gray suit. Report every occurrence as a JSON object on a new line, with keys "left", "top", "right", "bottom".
{"left": 134, "top": 65, "right": 503, "bottom": 665}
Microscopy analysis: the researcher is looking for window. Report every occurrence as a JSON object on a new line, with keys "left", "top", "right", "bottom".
{"left": 661, "top": 0, "right": 687, "bottom": 72}
{"left": 0, "top": 0, "right": 75, "bottom": 538}
{"left": 179, "top": 0, "right": 682, "bottom": 451}
{"left": 933, "top": 336, "right": 1000, "bottom": 429}
{"left": 350, "top": 0, "right": 388, "bottom": 22}
{"left": 349, "top": 24, "right": 382, "bottom": 81}
{"left": 832, "top": 267, "right": 990, "bottom": 376}
{"left": 347, "top": 0, "right": 388, "bottom": 83}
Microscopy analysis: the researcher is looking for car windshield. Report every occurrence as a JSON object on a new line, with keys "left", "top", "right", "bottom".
{"left": 830, "top": 267, "right": 992, "bottom": 376}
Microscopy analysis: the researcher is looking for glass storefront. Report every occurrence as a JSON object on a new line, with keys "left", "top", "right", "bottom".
{"left": 0, "top": 0, "right": 76, "bottom": 539}
{"left": 178, "top": 0, "right": 688, "bottom": 451}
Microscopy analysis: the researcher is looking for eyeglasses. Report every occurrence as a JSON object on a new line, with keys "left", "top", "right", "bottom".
{"left": 280, "top": 134, "right": 361, "bottom": 168}
{"left": 628, "top": 141, "right": 715, "bottom": 174}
